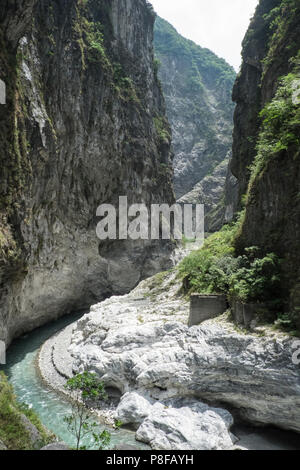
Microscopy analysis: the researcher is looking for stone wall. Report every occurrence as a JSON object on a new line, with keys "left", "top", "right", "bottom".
{"left": 188, "top": 294, "right": 227, "bottom": 327}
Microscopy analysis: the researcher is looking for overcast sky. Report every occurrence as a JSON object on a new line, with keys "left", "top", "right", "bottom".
{"left": 150, "top": 0, "right": 259, "bottom": 71}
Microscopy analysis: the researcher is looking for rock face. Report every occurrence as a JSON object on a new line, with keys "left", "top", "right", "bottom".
{"left": 178, "top": 152, "right": 239, "bottom": 232}
{"left": 69, "top": 272, "right": 300, "bottom": 439}
{"left": 178, "top": 156, "right": 230, "bottom": 208}
{"left": 40, "top": 442, "right": 70, "bottom": 451}
{"left": 230, "top": 0, "right": 300, "bottom": 319}
{"left": 154, "top": 16, "right": 235, "bottom": 216}
{"left": 19, "top": 414, "right": 43, "bottom": 450}
{"left": 0, "top": 440, "right": 7, "bottom": 450}
{"left": 0, "top": 0, "right": 174, "bottom": 346}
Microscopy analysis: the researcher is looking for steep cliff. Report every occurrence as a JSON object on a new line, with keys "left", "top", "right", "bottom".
{"left": 0, "top": 0, "right": 174, "bottom": 346}
{"left": 231, "top": 0, "right": 300, "bottom": 321}
{"left": 178, "top": 152, "right": 239, "bottom": 233}
{"left": 154, "top": 16, "right": 236, "bottom": 207}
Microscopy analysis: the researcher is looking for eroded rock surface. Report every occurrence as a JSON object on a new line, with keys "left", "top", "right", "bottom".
{"left": 68, "top": 272, "right": 300, "bottom": 446}
{"left": 40, "top": 442, "right": 70, "bottom": 451}
{"left": 117, "top": 392, "right": 235, "bottom": 450}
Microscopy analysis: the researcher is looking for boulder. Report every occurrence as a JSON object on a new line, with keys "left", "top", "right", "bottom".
{"left": 20, "top": 414, "right": 42, "bottom": 450}
{"left": 116, "top": 393, "right": 234, "bottom": 450}
{"left": 116, "top": 392, "right": 153, "bottom": 427}
{"left": 0, "top": 440, "right": 7, "bottom": 450}
{"left": 40, "top": 442, "right": 70, "bottom": 451}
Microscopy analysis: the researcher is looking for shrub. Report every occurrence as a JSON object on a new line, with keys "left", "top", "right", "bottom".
{"left": 153, "top": 116, "right": 171, "bottom": 144}
{"left": 178, "top": 223, "right": 238, "bottom": 294}
{"left": 228, "top": 250, "right": 281, "bottom": 303}
{"left": 112, "top": 63, "right": 140, "bottom": 103}
{"left": 179, "top": 224, "right": 281, "bottom": 306}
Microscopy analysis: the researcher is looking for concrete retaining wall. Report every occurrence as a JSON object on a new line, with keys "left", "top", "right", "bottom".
{"left": 231, "top": 301, "right": 266, "bottom": 328}
{"left": 188, "top": 294, "right": 227, "bottom": 327}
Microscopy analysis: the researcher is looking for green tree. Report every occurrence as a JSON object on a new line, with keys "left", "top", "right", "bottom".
{"left": 63, "top": 371, "right": 111, "bottom": 451}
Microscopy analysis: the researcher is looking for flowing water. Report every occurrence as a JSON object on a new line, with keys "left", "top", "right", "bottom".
{"left": 1, "top": 313, "right": 148, "bottom": 450}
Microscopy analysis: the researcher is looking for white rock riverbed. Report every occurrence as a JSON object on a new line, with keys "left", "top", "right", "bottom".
{"left": 39, "top": 270, "right": 300, "bottom": 449}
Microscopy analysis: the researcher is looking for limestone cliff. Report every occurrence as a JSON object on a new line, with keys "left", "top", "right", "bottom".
{"left": 178, "top": 152, "right": 239, "bottom": 233}
{"left": 0, "top": 0, "right": 174, "bottom": 346}
{"left": 154, "top": 16, "right": 236, "bottom": 210}
{"left": 231, "top": 0, "right": 300, "bottom": 320}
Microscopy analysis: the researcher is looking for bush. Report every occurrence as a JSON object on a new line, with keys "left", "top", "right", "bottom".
{"left": 179, "top": 224, "right": 282, "bottom": 306}
{"left": 153, "top": 116, "right": 171, "bottom": 144}
{"left": 228, "top": 250, "right": 281, "bottom": 303}
{"left": 178, "top": 223, "right": 238, "bottom": 294}
{"left": 112, "top": 63, "right": 140, "bottom": 103}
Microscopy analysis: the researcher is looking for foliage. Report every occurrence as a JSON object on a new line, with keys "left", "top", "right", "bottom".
{"left": 66, "top": 371, "right": 107, "bottom": 401}
{"left": 179, "top": 221, "right": 281, "bottom": 305}
{"left": 112, "top": 63, "right": 140, "bottom": 103}
{"left": 73, "top": 2, "right": 110, "bottom": 69}
{"left": 154, "top": 16, "right": 236, "bottom": 100}
{"left": 17, "top": 402, "right": 53, "bottom": 444}
{"left": 154, "top": 17, "right": 235, "bottom": 82}
{"left": 262, "top": 0, "right": 300, "bottom": 73}
{"left": 274, "top": 312, "right": 298, "bottom": 332}
{"left": 64, "top": 372, "right": 111, "bottom": 451}
{"left": 178, "top": 223, "right": 238, "bottom": 295}
{"left": 113, "top": 419, "right": 123, "bottom": 430}
{"left": 153, "top": 57, "right": 161, "bottom": 78}
{"left": 228, "top": 250, "right": 281, "bottom": 303}
{"left": 85, "top": 21, "right": 108, "bottom": 65}
{"left": 0, "top": 372, "right": 51, "bottom": 450}
{"left": 249, "top": 72, "right": 300, "bottom": 184}
{"left": 153, "top": 116, "right": 171, "bottom": 144}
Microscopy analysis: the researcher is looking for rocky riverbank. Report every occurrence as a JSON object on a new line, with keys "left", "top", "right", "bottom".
{"left": 38, "top": 323, "right": 119, "bottom": 427}
{"left": 38, "top": 270, "right": 300, "bottom": 450}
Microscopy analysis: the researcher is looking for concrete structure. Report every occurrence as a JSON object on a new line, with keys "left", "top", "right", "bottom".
{"left": 231, "top": 301, "right": 265, "bottom": 328}
{"left": 188, "top": 294, "right": 227, "bottom": 327}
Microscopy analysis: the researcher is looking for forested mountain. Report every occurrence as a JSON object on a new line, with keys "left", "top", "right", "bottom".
{"left": 154, "top": 17, "right": 236, "bottom": 227}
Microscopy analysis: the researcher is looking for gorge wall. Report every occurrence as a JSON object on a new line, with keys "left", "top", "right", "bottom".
{"left": 154, "top": 17, "right": 236, "bottom": 230}
{"left": 231, "top": 0, "right": 300, "bottom": 320}
{"left": 0, "top": 0, "right": 174, "bottom": 346}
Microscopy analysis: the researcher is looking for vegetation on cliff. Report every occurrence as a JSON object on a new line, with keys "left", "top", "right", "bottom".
{"left": 0, "top": 372, "right": 52, "bottom": 450}
{"left": 154, "top": 17, "right": 235, "bottom": 96}
{"left": 226, "top": 0, "right": 300, "bottom": 330}
{"left": 249, "top": 70, "right": 300, "bottom": 186}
